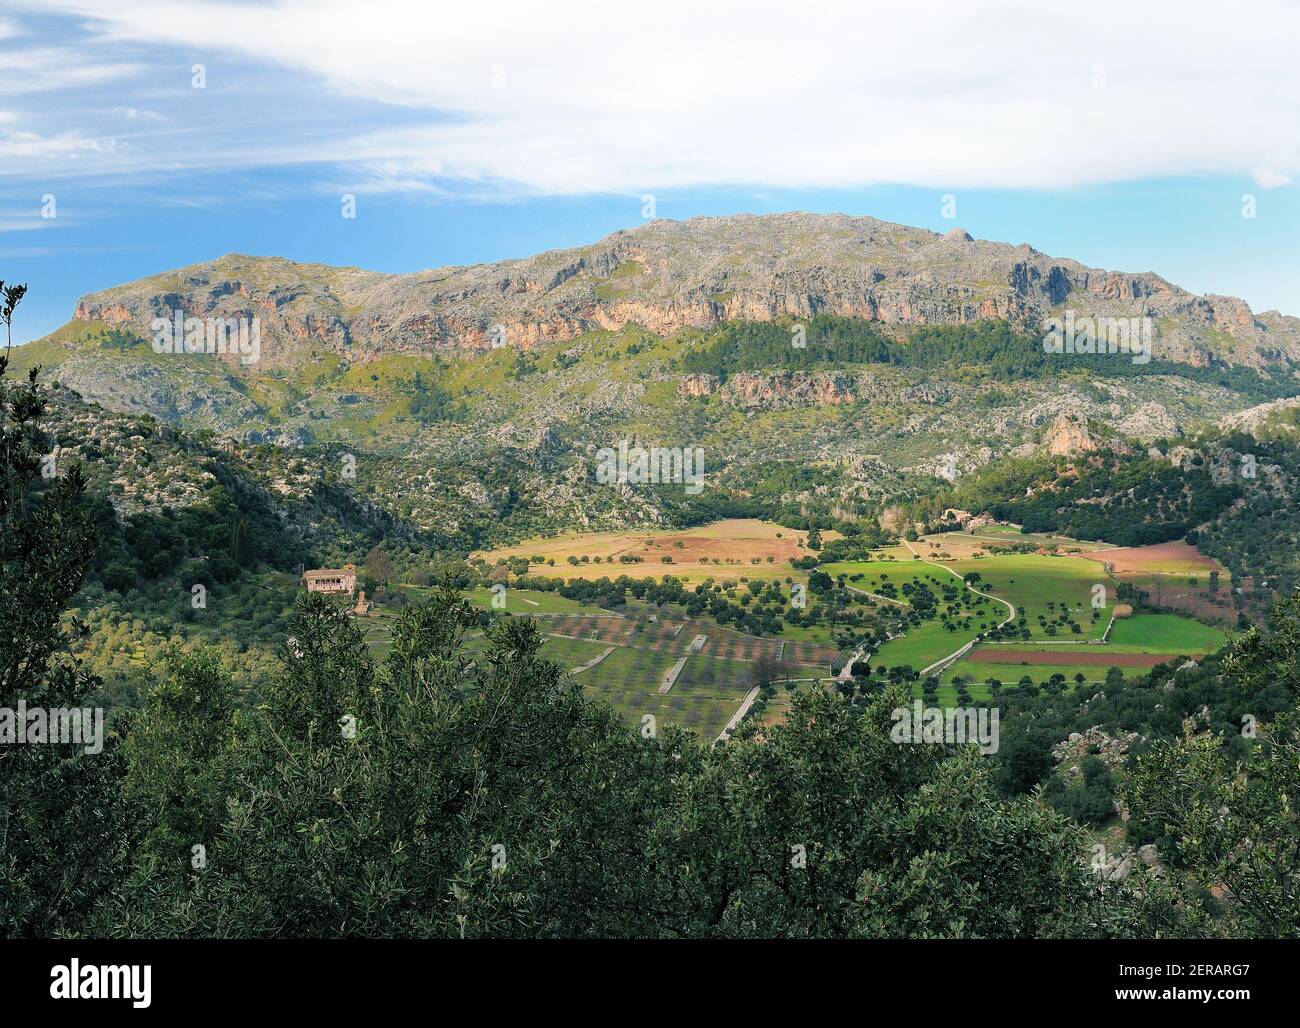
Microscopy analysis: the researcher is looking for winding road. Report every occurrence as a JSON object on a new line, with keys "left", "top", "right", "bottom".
{"left": 902, "top": 539, "right": 1018, "bottom": 677}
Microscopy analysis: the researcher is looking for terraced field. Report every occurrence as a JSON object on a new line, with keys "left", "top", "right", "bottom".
{"left": 558, "top": 631, "right": 815, "bottom": 740}
{"left": 537, "top": 613, "right": 834, "bottom": 738}
{"left": 538, "top": 635, "right": 616, "bottom": 670}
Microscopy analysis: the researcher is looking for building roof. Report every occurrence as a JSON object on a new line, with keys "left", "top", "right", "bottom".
{"left": 304, "top": 564, "right": 357, "bottom": 579}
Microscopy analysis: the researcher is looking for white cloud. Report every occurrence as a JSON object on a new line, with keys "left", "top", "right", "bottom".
{"left": 8, "top": 0, "right": 1300, "bottom": 194}
{"left": 1254, "top": 168, "right": 1294, "bottom": 189}
{"left": 113, "top": 106, "right": 161, "bottom": 121}
{"left": 0, "top": 209, "right": 64, "bottom": 232}
{"left": 0, "top": 126, "right": 122, "bottom": 162}
{"left": 0, "top": 45, "right": 139, "bottom": 96}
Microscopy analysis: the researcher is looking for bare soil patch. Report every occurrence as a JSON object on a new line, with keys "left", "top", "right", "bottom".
{"left": 1073, "top": 540, "right": 1222, "bottom": 576}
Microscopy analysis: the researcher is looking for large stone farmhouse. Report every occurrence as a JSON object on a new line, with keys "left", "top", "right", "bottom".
{"left": 303, "top": 563, "right": 357, "bottom": 595}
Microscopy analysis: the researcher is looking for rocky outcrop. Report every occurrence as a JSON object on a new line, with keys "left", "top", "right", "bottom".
{"left": 1216, "top": 395, "right": 1300, "bottom": 436}
{"left": 721, "top": 371, "right": 855, "bottom": 408}
{"left": 1043, "top": 414, "right": 1097, "bottom": 456}
{"left": 1053, "top": 725, "right": 1140, "bottom": 773}
{"left": 1089, "top": 842, "right": 1162, "bottom": 884}
{"left": 1117, "top": 402, "right": 1179, "bottom": 442}
{"left": 678, "top": 374, "right": 720, "bottom": 398}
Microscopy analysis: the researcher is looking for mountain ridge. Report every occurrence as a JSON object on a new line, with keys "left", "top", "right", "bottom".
{"left": 63, "top": 211, "right": 1300, "bottom": 372}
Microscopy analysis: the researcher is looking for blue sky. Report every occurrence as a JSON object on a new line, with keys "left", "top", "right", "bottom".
{"left": 3, "top": 1, "right": 1299, "bottom": 343}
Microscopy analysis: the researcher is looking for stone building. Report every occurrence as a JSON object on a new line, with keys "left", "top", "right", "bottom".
{"left": 304, "top": 563, "right": 357, "bottom": 594}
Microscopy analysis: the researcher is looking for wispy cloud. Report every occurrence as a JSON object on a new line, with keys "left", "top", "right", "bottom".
{"left": 0, "top": 242, "right": 150, "bottom": 258}
{"left": 0, "top": 126, "right": 122, "bottom": 163}
{"left": 0, "top": 211, "right": 64, "bottom": 232}
{"left": 0, "top": 45, "right": 140, "bottom": 96}
{"left": 113, "top": 106, "right": 162, "bottom": 121}
{"left": 6, "top": 0, "right": 1300, "bottom": 196}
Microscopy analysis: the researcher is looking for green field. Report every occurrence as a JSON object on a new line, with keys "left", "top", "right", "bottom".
{"left": 822, "top": 559, "right": 969, "bottom": 598}
{"left": 872, "top": 620, "right": 981, "bottom": 672}
{"left": 823, "top": 557, "right": 1002, "bottom": 671}
{"left": 1108, "top": 613, "right": 1228, "bottom": 653}
{"left": 461, "top": 586, "right": 595, "bottom": 614}
{"left": 936, "top": 609, "right": 1230, "bottom": 691}
{"left": 951, "top": 553, "right": 1112, "bottom": 641}
{"left": 831, "top": 551, "right": 1230, "bottom": 687}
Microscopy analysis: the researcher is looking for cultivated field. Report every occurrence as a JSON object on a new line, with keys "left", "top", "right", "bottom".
{"left": 367, "top": 575, "right": 842, "bottom": 741}
{"left": 951, "top": 611, "right": 1229, "bottom": 694}
{"left": 1107, "top": 613, "right": 1228, "bottom": 652}
{"left": 476, "top": 518, "right": 828, "bottom": 584}
{"left": 370, "top": 522, "right": 1234, "bottom": 738}
{"left": 916, "top": 528, "right": 1114, "bottom": 560}
{"left": 1076, "top": 540, "right": 1225, "bottom": 576}
{"left": 1069, "top": 541, "right": 1241, "bottom": 625}
{"left": 969, "top": 648, "right": 1172, "bottom": 668}
{"left": 948, "top": 553, "right": 1113, "bottom": 641}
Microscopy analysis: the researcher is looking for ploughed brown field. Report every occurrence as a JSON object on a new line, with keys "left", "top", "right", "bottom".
{"left": 1067, "top": 540, "right": 1245, "bottom": 626}
{"left": 969, "top": 648, "right": 1173, "bottom": 667}
{"left": 1072, "top": 540, "right": 1221, "bottom": 576}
